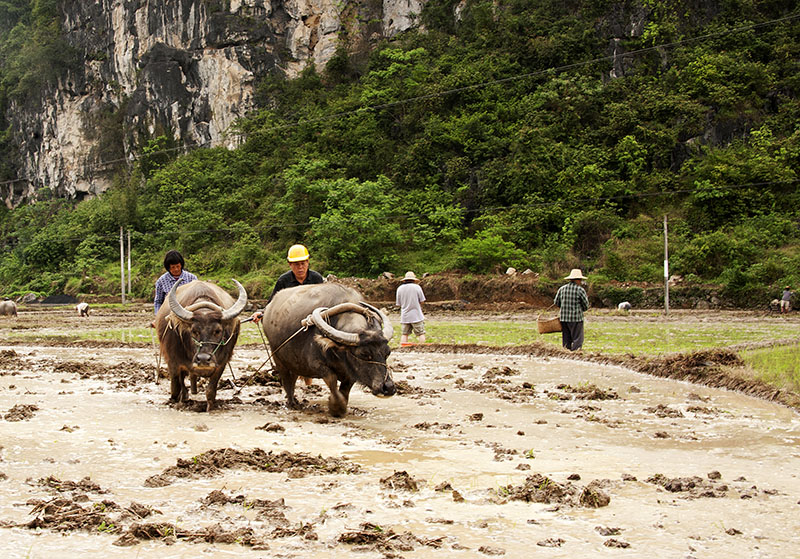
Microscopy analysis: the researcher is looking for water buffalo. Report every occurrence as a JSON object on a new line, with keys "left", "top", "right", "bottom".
{"left": 155, "top": 279, "right": 247, "bottom": 411}
{"left": 262, "top": 283, "right": 395, "bottom": 417}
{"left": 0, "top": 300, "right": 17, "bottom": 316}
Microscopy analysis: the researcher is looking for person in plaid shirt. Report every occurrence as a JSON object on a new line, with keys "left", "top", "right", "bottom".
{"left": 554, "top": 268, "right": 589, "bottom": 351}
{"left": 152, "top": 250, "right": 197, "bottom": 315}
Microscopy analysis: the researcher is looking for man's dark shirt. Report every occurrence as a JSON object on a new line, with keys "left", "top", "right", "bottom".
{"left": 268, "top": 269, "right": 324, "bottom": 303}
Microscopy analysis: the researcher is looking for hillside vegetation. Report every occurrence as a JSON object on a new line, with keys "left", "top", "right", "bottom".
{"left": 0, "top": 0, "right": 799, "bottom": 305}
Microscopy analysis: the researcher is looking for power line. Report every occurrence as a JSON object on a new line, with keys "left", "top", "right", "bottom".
{"left": 1, "top": 12, "right": 798, "bottom": 190}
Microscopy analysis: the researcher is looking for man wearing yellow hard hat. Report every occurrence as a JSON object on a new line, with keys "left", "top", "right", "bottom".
{"left": 252, "top": 244, "right": 324, "bottom": 322}
{"left": 252, "top": 244, "right": 323, "bottom": 386}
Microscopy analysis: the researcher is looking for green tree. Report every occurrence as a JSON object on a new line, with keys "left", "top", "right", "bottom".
{"left": 309, "top": 176, "right": 403, "bottom": 275}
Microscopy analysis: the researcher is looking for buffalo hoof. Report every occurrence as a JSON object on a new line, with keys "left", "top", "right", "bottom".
{"left": 286, "top": 397, "right": 303, "bottom": 410}
{"left": 328, "top": 393, "right": 348, "bottom": 418}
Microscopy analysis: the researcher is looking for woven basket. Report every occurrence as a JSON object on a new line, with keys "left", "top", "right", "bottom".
{"left": 537, "top": 314, "right": 562, "bottom": 334}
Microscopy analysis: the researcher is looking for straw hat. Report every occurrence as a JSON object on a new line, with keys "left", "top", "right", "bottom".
{"left": 402, "top": 271, "right": 420, "bottom": 283}
{"left": 564, "top": 268, "right": 587, "bottom": 280}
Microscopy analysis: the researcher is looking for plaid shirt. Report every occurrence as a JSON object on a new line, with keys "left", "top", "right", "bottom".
{"left": 554, "top": 282, "right": 589, "bottom": 322}
{"left": 154, "top": 270, "right": 198, "bottom": 313}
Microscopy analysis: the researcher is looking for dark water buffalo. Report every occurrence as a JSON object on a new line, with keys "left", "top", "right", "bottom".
{"left": 262, "top": 283, "right": 395, "bottom": 417}
{"left": 155, "top": 280, "right": 247, "bottom": 411}
{"left": 0, "top": 300, "right": 17, "bottom": 316}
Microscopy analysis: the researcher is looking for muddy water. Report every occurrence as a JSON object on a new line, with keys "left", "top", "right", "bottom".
{"left": 1, "top": 345, "right": 799, "bottom": 558}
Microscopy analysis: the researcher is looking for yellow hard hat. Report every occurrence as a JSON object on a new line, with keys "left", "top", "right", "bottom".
{"left": 287, "top": 244, "right": 310, "bottom": 262}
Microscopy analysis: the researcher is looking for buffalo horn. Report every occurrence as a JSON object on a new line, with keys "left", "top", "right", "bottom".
{"left": 359, "top": 302, "right": 394, "bottom": 341}
{"left": 320, "top": 302, "right": 366, "bottom": 318}
{"left": 168, "top": 279, "right": 194, "bottom": 321}
{"left": 311, "top": 307, "right": 359, "bottom": 345}
{"left": 220, "top": 279, "right": 248, "bottom": 321}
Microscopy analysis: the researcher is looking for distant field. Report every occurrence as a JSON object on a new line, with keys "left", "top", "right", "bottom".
{"left": 3, "top": 308, "right": 799, "bottom": 393}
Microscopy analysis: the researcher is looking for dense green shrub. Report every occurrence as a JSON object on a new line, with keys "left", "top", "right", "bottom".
{"left": 309, "top": 176, "right": 404, "bottom": 276}
{"left": 455, "top": 230, "right": 527, "bottom": 273}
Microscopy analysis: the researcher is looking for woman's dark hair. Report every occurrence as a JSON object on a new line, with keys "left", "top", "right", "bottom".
{"left": 163, "top": 250, "right": 185, "bottom": 272}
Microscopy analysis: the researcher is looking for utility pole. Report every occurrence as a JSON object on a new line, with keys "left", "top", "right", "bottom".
{"left": 119, "top": 226, "right": 126, "bottom": 304}
{"left": 127, "top": 229, "right": 131, "bottom": 296}
{"left": 663, "top": 214, "right": 669, "bottom": 316}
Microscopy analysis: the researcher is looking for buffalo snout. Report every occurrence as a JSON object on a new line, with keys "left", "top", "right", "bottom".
{"left": 194, "top": 351, "right": 214, "bottom": 369}
{"left": 374, "top": 377, "right": 395, "bottom": 397}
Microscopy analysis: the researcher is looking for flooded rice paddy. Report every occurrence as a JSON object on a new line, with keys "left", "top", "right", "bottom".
{"left": 1, "top": 312, "right": 799, "bottom": 558}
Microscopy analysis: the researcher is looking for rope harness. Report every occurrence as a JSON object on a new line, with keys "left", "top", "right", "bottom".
{"left": 151, "top": 327, "right": 161, "bottom": 385}
{"left": 191, "top": 328, "right": 237, "bottom": 356}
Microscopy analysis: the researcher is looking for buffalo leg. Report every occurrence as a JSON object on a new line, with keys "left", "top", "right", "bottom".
{"left": 169, "top": 366, "right": 182, "bottom": 403}
{"left": 178, "top": 371, "right": 189, "bottom": 403}
{"left": 169, "top": 367, "right": 189, "bottom": 405}
{"left": 204, "top": 368, "right": 223, "bottom": 412}
{"left": 279, "top": 370, "right": 302, "bottom": 409}
{"left": 339, "top": 379, "right": 354, "bottom": 403}
{"left": 324, "top": 375, "right": 352, "bottom": 418}
{"left": 190, "top": 374, "right": 198, "bottom": 394}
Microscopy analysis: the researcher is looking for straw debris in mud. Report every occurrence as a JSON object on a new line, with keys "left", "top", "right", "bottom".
{"left": 144, "top": 447, "right": 361, "bottom": 487}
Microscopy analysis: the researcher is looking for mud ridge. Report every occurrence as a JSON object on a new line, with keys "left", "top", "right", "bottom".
{"left": 144, "top": 447, "right": 361, "bottom": 487}
{"left": 399, "top": 343, "right": 800, "bottom": 411}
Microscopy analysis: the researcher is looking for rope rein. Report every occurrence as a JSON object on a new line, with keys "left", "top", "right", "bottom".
{"left": 233, "top": 322, "right": 310, "bottom": 394}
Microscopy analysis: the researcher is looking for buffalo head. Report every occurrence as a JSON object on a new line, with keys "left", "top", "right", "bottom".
{"left": 309, "top": 302, "right": 396, "bottom": 398}
{"left": 168, "top": 279, "right": 247, "bottom": 373}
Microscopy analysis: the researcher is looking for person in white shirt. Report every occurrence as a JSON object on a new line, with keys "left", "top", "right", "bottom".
{"left": 396, "top": 271, "right": 426, "bottom": 344}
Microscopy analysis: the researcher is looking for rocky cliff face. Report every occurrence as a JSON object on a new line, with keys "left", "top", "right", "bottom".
{"left": 2, "top": 0, "right": 425, "bottom": 207}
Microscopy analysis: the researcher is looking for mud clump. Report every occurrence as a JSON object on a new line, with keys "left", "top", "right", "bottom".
{"left": 338, "top": 522, "right": 443, "bottom": 553}
{"left": 237, "top": 369, "right": 281, "bottom": 387}
{"left": 645, "top": 473, "right": 728, "bottom": 498}
{"left": 482, "top": 366, "right": 519, "bottom": 379}
{"left": 460, "top": 375, "right": 537, "bottom": 404}
{"left": 22, "top": 497, "right": 119, "bottom": 532}
{"left": 380, "top": 470, "right": 422, "bottom": 492}
{"left": 0, "top": 349, "right": 25, "bottom": 367}
{"left": 498, "top": 474, "right": 611, "bottom": 508}
{"left": 478, "top": 440, "right": 519, "bottom": 462}
{"left": 554, "top": 383, "right": 619, "bottom": 400}
{"left": 38, "top": 476, "right": 107, "bottom": 494}
{"left": 201, "top": 489, "right": 289, "bottom": 526}
{"left": 580, "top": 481, "right": 612, "bottom": 507}
{"left": 645, "top": 404, "right": 685, "bottom": 418}
{"left": 3, "top": 404, "right": 39, "bottom": 421}
{"left": 412, "top": 421, "right": 453, "bottom": 432}
{"left": 144, "top": 448, "right": 361, "bottom": 487}
{"left": 116, "top": 522, "right": 268, "bottom": 548}
{"left": 394, "top": 380, "right": 444, "bottom": 398}
{"left": 537, "top": 538, "right": 565, "bottom": 547}
{"left": 51, "top": 359, "right": 158, "bottom": 390}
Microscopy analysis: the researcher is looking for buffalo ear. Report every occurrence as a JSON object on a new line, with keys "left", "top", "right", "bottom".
{"left": 314, "top": 334, "right": 343, "bottom": 357}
